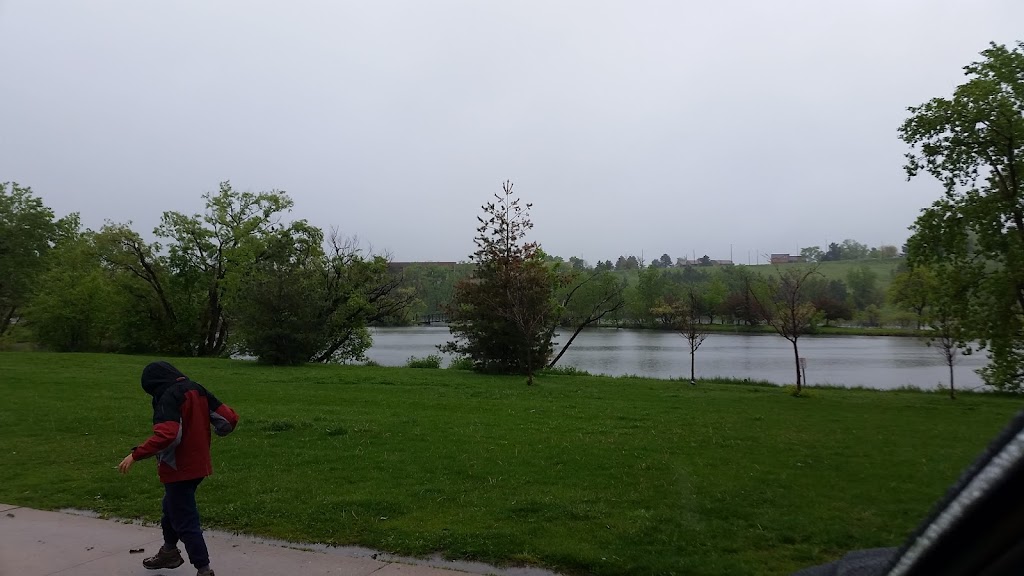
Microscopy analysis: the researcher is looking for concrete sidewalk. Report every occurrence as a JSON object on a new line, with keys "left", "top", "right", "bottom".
{"left": 0, "top": 504, "right": 553, "bottom": 576}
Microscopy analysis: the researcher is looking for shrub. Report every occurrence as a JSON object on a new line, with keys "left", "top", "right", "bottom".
{"left": 406, "top": 354, "right": 443, "bottom": 369}
{"left": 447, "top": 356, "right": 474, "bottom": 370}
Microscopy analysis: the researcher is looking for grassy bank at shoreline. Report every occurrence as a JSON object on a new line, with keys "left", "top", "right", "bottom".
{"left": 1, "top": 352, "right": 1018, "bottom": 575}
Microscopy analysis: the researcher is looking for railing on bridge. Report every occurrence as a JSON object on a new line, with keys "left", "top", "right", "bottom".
{"left": 418, "top": 313, "right": 450, "bottom": 325}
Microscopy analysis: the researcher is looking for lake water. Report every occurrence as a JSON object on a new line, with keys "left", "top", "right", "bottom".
{"left": 365, "top": 326, "right": 988, "bottom": 391}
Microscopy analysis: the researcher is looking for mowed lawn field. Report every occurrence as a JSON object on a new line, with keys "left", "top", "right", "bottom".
{"left": 747, "top": 259, "right": 903, "bottom": 291}
{"left": 1, "top": 353, "right": 1019, "bottom": 576}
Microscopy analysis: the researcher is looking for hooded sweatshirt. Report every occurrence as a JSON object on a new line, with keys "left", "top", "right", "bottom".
{"left": 132, "top": 361, "right": 239, "bottom": 483}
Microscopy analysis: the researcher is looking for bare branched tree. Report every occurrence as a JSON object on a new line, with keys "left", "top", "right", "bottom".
{"left": 676, "top": 287, "right": 709, "bottom": 385}
{"left": 547, "top": 269, "right": 626, "bottom": 369}
{"left": 750, "top": 264, "right": 821, "bottom": 394}
{"left": 311, "top": 229, "right": 416, "bottom": 363}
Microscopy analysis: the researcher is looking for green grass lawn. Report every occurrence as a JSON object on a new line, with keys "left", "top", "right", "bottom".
{"left": 1, "top": 352, "right": 1018, "bottom": 575}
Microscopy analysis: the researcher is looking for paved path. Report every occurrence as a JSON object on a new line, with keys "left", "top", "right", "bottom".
{"left": 0, "top": 504, "right": 552, "bottom": 576}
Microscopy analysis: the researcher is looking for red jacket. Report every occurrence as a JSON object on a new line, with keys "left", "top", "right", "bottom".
{"left": 132, "top": 361, "right": 239, "bottom": 483}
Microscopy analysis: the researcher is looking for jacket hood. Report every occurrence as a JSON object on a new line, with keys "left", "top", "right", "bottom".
{"left": 141, "top": 361, "right": 187, "bottom": 397}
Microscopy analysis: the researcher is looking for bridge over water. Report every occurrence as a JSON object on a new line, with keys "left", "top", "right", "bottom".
{"left": 418, "top": 312, "right": 449, "bottom": 325}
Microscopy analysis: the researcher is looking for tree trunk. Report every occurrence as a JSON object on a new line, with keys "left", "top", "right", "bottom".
{"left": 0, "top": 305, "right": 16, "bottom": 336}
{"left": 526, "top": 347, "right": 534, "bottom": 386}
{"left": 213, "top": 318, "right": 228, "bottom": 356}
{"left": 792, "top": 339, "right": 802, "bottom": 394}
{"left": 690, "top": 345, "right": 696, "bottom": 384}
{"left": 201, "top": 285, "right": 222, "bottom": 356}
{"left": 312, "top": 327, "right": 355, "bottom": 363}
{"left": 949, "top": 359, "right": 956, "bottom": 400}
{"left": 548, "top": 323, "right": 587, "bottom": 368}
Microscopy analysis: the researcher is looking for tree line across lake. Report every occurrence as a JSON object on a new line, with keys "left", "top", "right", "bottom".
{"left": 0, "top": 182, "right": 914, "bottom": 353}
{"left": 2, "top": 41, "right": 1022, "bottom": 394}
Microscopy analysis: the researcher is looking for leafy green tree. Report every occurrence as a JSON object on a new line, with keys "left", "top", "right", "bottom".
{"left": 860, "top": 304, "right": 883, "bottom": 328}
{"left": 614, "top": 256, "right": 627, "bottom": 270}
{"left": 90, "top": 184, "right": 319, "bottom": 356}
{"left": 840, "top": 239, "right": 870, "bottom": 260}
{"left": 889, "top": 267, "right": 935, "bottom": 329}
{"left": 846, "top": 264, "right": 884, "bottom": 310}
{"left": 815, "top": 297, "right": 852, "bottom": 327}
{"left": 751, "top": 266, "right": 820, "bottom": 394}
{"left": 309, "top": 233, "right": 415, "bottom": 362}
{"left": 399, "top": 263, "right": 468, "bottom": 322}
{"left": 822, "top": 242, "right": 843, "bottom": 262}
{"left": 624, "top": 255, "right": 640, "bottom": 270}
{"left": 659, "top": 253, "right": 672, "bottom": 268}
{"left": 717, "top": 267, "right": 765, "bottom": 325}
{"left": 900, "top": 41, "right": 1024, "bottom": 390}
{"left": 93, "top": 222, "right": 193, "bottom": 354}
{"left": 877, "top": 245, "right": 899, "bottom": 258}
{"left": 808, "top": 278, "right": 852, "bottom": 326}
{"left": 701, "top": 276, "right": 728, "bottom": 324}
{"left": 698, "top": 254, "right": 712, "bottom": 266}
{"left": 156, "top": 181, "right": 297, "bottom": 356}
{"left": 228, "top": 227, "right": 412, "bottom": 365}
{"left": 226, "top": 223, "right": 326, "bottom": 365}
{"left": 442, "top": 182, "right": 560, "bottom": 384}
{"left": 568, "top": 256, "right": 589, "bottom": 271}
{"left": 23, "top": 226, "right": 120, "bottom": 351}
{"left": 0, "top": 183, "right": 75, "bottom": 336}
{"left": 627, "top": 266, "right": 672, "bottom": 327}
{"left": 800, "top": 246, "right": 824, "bottom": 263}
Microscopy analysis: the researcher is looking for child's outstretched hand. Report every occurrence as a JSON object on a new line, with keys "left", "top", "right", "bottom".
{"left": 118, "top": 454, "right": 135, "bottom": 474}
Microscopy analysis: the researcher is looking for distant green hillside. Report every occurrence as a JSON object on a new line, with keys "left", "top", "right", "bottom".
{"left": 608, "top": 258, "right": 905, "bottom": 291}
{"left": 747, "top": 258, "right": 905, "bottom": 290}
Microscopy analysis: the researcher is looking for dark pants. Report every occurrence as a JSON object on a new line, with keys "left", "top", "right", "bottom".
{"left": 161, "top": 478, "right": 210, "bottom": 569}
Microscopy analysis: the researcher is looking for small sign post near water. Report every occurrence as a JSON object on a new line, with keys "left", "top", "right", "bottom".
{"left": 800, "top": 357, "right": 808, "bottom": 386}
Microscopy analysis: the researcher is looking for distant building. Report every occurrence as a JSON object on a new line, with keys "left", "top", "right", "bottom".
{"left": 770, "top": 254, "right": 807, "bottom": 264}
{"left": 675, "top": 258, "right": 733, "bottom": 267}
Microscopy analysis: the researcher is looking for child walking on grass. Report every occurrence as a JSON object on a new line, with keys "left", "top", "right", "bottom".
{"left": 119, "top": 361, "right": 239, "bottom": 576}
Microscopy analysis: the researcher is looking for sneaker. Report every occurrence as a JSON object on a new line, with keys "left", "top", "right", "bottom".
{"left": 142, "top": 546, "right": 185, "bottom": 570}
{"left": 197, "top": 568, "right": 215, "bottom": 576}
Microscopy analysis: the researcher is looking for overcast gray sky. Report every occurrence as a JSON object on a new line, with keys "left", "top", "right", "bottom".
{"left": 2, "top": 1, "right": 1021, "bottom": 263}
